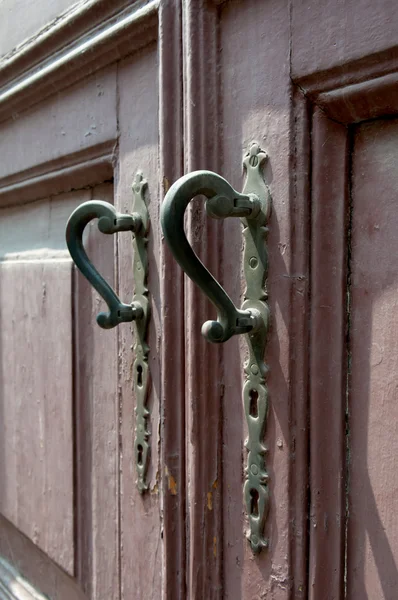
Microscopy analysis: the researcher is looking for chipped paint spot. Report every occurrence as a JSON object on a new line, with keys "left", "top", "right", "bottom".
{"left": 212, "top": 479, "right": 218, "bottom": 489}
{"left": 163, "top": 177, "right": 170, "bottom": 193}
{"left": 207, "top": 491, "right": 213, "bottom": 510}
{"left": 165, "top": 466, "right": 177, "bottom": 495}
{"left": 213, "top": 536, "right": 217, "bottom": 557}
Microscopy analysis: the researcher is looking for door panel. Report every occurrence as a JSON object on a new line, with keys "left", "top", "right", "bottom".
{"left": 0, "top": 189, "right": 90, "bottom": 573}
{"left": 0, "top": 0, "right": 179, "bottom": 597}
{"left": 348, "top": 118, "right": 398, "bottom": 598}
{"left": 0, "top": 259, "right": 74, "bottom": 573}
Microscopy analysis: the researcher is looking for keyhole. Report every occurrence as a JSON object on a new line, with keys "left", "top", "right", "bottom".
{"left": 250, "top": 488, "right": 259, "bottom": 516}
{"left": 137, "top": 444, "right": 143, "bottom": 466}
{"left": 249, "top": 389, "right": 258, "bottom": 417}
{"left": 137, "top": 364, "right": 143, "bottom": 387}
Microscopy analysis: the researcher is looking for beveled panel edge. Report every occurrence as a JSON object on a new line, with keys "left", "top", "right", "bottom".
{"left": 0, "top": 0, "right": 159, "bottom": 124}
{"left": 0, "top": 556, "right": 49, "bottom": 600}
{"left": 0, "top": 140, "right": 115, "bottom": 208}
{"left": 293, "top": 49, "right": 398, "bottom": 125}
{"left": 0, "top": 514, "right": 87, "bottom": 600}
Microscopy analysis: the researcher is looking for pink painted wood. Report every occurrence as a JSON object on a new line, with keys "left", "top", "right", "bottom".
{"left": 1, "top": 0, "right": 398, "bottom": 598}
{"left": 348, "top": 119, "right": 398, "bottom": 598}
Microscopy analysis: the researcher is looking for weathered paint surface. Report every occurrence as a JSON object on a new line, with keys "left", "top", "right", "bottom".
{"left": 348, "top": 119, "right": 398, "bottom": 598}
{"left": 0, "top": 0, "right": 398, "bottom": 598}
{"left": 0, "top": 0, "right": 78, "bottom": 59}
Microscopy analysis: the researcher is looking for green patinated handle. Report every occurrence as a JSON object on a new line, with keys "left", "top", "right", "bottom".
{"left": 66, "top": 200, "right": 143, "bottom": 329}
{"left": 161, "top": 143, "right": 272, "bottom": 553}
{"left": 160, "top": 170, "right": 260, "bottom": 343}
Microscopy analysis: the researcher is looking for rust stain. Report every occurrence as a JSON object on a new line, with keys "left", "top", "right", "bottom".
{"left": 212, "top": 479, "right": 218, "bottom": 489}
{"left": 207, "top": 491, "right": 213, "bottom": 510}
{"left": 213, "top": 536, "right": 217, "bottom": 558}
{"left": 165, "top": 466, "right": 177, "bottom": 495}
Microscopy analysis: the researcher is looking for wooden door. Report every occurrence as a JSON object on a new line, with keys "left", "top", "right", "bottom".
{"left": 1, "top": 1, "right": 398, "bottom": 599}
{"left": 0, "top": 1, "right": 182, "bottom": 598}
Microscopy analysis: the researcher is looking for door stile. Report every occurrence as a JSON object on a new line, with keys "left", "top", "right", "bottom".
{"left": 183, "top": 1, "right": 224, "bottom": 597}
{"left": 159, "top": 1, "right": 186, "bottom": 599}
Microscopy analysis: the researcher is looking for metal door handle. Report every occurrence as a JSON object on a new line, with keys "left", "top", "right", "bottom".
{"left": 66, "top": 200, "right": 143, "bottom": 328}
{"left": 160, "top": 143, "right": 272, "bottom": 553}
{"left": 65, "top": 172, "right": 151, "bottom": 493}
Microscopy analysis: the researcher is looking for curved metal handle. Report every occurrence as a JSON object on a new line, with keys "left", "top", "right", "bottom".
{"left": 161, "top": 143, "right": 273, "bottom": 553}
{"left": 160, "top": 171, "right": 262, "bottom": 343}
{"left": 66, "top": 200, "right": 143, "bottom": 329}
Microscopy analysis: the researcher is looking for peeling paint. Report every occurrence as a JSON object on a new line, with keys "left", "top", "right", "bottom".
{"left": 207, "top": 491, "right": 213, "bottom": 510}
{"left": 165, "top": 466, "right": 177, "bottom": 495}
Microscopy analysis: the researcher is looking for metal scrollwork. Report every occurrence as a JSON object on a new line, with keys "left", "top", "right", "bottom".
{"left": 131, "top": 172, "right": 151, "bottom": 493}
{"left": 241, "top": 144, "right": 271, "bottom": 552}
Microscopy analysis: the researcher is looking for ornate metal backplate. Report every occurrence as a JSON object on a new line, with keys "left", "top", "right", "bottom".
{"left": 160, "top": 143, "right": 272, "bottom": 552}
{"left": 241, "top": 144, "right": 272, "bottom": 553}
{"left": 131, "top": 172, "right": 151, "bottom": 493}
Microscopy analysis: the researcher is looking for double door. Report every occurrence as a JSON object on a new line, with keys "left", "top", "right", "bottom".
{"left": 0, "top": 1, "right": 398, "bottom": 598}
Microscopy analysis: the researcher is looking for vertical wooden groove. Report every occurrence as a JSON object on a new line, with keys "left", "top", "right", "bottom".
{"left": 288, "top": 86, "right": 311, "bottom": 598}
{"left": 159, "top": 2, "right": 186, "bottom": 598}
{"left": 309, "top": 107, "right": 348, "bottom": 598}
{"left": 72, "top": 263, "right": 93, "bottom": 598}
{"left": 183, "top": 1, "right": 224, "bottom": 597}
{"left": 343, "top": 126, "right": 354, "bottom": 600}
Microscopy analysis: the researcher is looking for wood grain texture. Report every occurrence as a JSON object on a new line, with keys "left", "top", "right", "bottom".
{"left": 73, "top": 183, "right": 119, "bottom": 599}
{"left": 116, "top": 47, "right": 162, "bottom": 600}
{"left": 0, "top": 258, "right": 74, "bottom": 574}
{"left": 219, "top": 0, "right": 292, "bottom": 597}
{"left": 159, "top": 1, "right": 186, "bottom": 598}
{"left": 183, "top": 1, "right": 223, "bottom": 597}
{"left": 347, "top": 118, "right": 398, "bottom": 599}
{"left": 309, "top": 108, "right": 348, "bottom": 599}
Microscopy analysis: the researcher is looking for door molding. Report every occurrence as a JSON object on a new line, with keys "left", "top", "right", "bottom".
{"left": 0, "top": 0, "right": 158, "bottom": 123}
{"left": 294, "top": 46, "right": 398, "bottom": 599}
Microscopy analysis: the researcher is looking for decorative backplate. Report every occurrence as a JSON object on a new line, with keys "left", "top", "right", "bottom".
{"left": 131, "top": 172, "right": 151, "bottom": 493}
{"left": 241, "top": 143, "right": 272, "bottom": 553}
{"left": 160, "top": 143, "right": 272, "bottom": 552}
